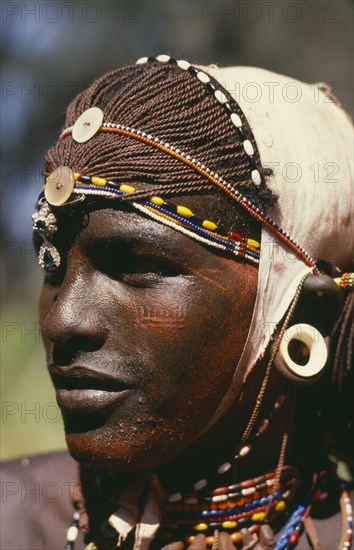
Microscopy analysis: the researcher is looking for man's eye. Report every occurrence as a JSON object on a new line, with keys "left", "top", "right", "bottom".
{"left": 97, "top": 254, "right": 182, "bottom": 286}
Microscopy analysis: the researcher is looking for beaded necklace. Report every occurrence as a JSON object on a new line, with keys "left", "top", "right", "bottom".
{"left": 64, "top": 470, "right": 353, "bottom": 550}
{"left": 161, "top": 466, "right": 298, "bottom": 547}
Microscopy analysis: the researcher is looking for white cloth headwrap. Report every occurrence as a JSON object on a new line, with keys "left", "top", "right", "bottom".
{"left": 200, "top": 66, "right": 354, "bottom": 430}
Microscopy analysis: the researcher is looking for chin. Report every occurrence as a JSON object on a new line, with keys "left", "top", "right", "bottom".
{"left": 64, "top": 426, "right": 190, "bottom": 473}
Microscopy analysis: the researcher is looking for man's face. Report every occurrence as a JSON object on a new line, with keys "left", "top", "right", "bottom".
{"left": 38, "top": 203, "right": 257, "bottom": 471}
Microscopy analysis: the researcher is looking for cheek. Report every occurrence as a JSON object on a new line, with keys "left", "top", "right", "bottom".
{"left": 110, "top": 270, "right": 255, "bottom": 425}
{"left": 38, "top": 283, "right": 57, "bottom": 351}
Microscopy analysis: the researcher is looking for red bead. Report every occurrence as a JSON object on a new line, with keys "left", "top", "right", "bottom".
{"left": 241, "top": 479, "right": 255, "bottom": 489}
{"left": 212, "top": 487, "right": 228, "bottom": 496}
{"left": 230, "top": 230, "right": 242, "bottom": 241}
{"left": 288, "top": 530, "right": 299, "bottom": 545}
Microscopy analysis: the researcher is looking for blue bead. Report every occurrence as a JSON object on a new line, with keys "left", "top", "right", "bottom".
{"left": 106, "top": 180, "right": 121, "bottom": 190}
{"left": 248, "top": 155, "right": 257, "bottom": 170}
{"left": 223, "top": 102, "right": 233, "bottom": 115}
{"left": 206, "top": 82, "right": 217, "bottom": 94}
{"left": 188, "top": 66, "right": 199, "bottom": 76}
{"left": 36, "top": 220, "right": 47, "bottom": 233}
{"left": 44, "top": 250, "right": 55, "bottom": 269}
{"left": 237, "top": 127, "right": 247, "bottom": 140}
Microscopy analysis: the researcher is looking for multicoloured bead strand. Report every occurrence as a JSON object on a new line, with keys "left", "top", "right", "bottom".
{"left": 161, "top": 467, "right": 297, "bottom": 549}
{"left": 37, "top": 171, "right": 261, "bottom": 270}
{"left": 334, "top": 272, "right": 354, "bottom": 289}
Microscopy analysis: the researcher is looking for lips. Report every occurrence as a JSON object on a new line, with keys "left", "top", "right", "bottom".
{"left": 49, "top": 365, "right": 134, "bottom": 414}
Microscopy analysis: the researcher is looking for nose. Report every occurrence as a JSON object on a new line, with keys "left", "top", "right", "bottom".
{"left": 42, "top": 265, "right": 107, "bottom": 366}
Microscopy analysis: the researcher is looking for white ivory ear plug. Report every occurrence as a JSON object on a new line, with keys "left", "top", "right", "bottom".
{"left": 279, "top": 323, "right": 328, "bottom": 378}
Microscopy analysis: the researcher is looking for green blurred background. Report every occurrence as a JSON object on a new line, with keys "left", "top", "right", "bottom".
{"left": 1, "top": 0, "right": 353, "bottom": 461}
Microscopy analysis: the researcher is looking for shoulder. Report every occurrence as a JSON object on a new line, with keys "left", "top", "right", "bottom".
{"left": 1, "top": 450, "right": 84, "bottom": 550}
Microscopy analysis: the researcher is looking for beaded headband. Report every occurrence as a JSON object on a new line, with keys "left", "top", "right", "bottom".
{"left": 34, "top": 169, "right": 260, "bottom": 271}
{"left": 34, "top": 55, "right": 320, "bottom": 274}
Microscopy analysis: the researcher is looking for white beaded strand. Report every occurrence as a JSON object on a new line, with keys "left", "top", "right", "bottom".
{"left": 135, "top": 54, "right": 263, "bottom": 188}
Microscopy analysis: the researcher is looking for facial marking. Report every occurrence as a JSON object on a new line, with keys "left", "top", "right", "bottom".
{"left": 133, "top": 305, "right": 188, "bottom": 328}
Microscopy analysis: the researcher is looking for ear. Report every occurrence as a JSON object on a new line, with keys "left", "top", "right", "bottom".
{"left": 297, "top": 274, "right": 342, "bottom": 335}
{"left": 273, "top": 274, "right": 342, "bottom": 385}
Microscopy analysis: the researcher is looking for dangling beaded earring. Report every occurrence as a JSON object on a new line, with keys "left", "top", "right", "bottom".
{"left": 275, "top": 323, "right": 328, "bottom": 382}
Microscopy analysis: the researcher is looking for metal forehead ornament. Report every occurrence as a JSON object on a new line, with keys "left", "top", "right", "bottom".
{"left": 33, "top": 166, "right": 79, "bottom": 272}
{"left": 32, "top": 199, "right": 61, "bottom": 272}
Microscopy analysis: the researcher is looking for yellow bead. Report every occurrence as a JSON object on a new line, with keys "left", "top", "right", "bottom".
{"left": 194, "top": 523, "right": 208, "bottom": 532}
{"left": 176, "top": 205, "right": 193, "bottom": 218}
{"left": 251, "top": 512, "right": 265, "bottom": 522}
{"left": 230, "top": 532, "right": 243, "bottom": 543}
{"left": 247, "top": 238, "right": 260, "bottom": 249}
{"left": 91, "top": 176, "right": 107, "bottom": 187}
{"left": 222, "top": 521, "right": 237, "bottom": 529}
{"left": 205, "top": 536, "right": 214, "bottom": 546}
{"left": 276, "top": 500, "right": 286, "bottom": 512}
{"left": 150, "top": 196, "right": 164, "bottom": 206}
{"left": 120, "top": 184, "right": 136, "bottom": 194}
{"left": 73, "top": 172, "right": 80, "bottom": 181}
{"left": 202, "top": 219, "right": 217, "bottom": 231}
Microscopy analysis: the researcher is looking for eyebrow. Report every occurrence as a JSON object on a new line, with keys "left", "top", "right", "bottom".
{"left": 86, "top": 228, "right": 195, "bottom": 263}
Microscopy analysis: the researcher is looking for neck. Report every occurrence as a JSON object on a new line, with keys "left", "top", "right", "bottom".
{"left": 154, "top": 372, "right": 292, "bottom": 496}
